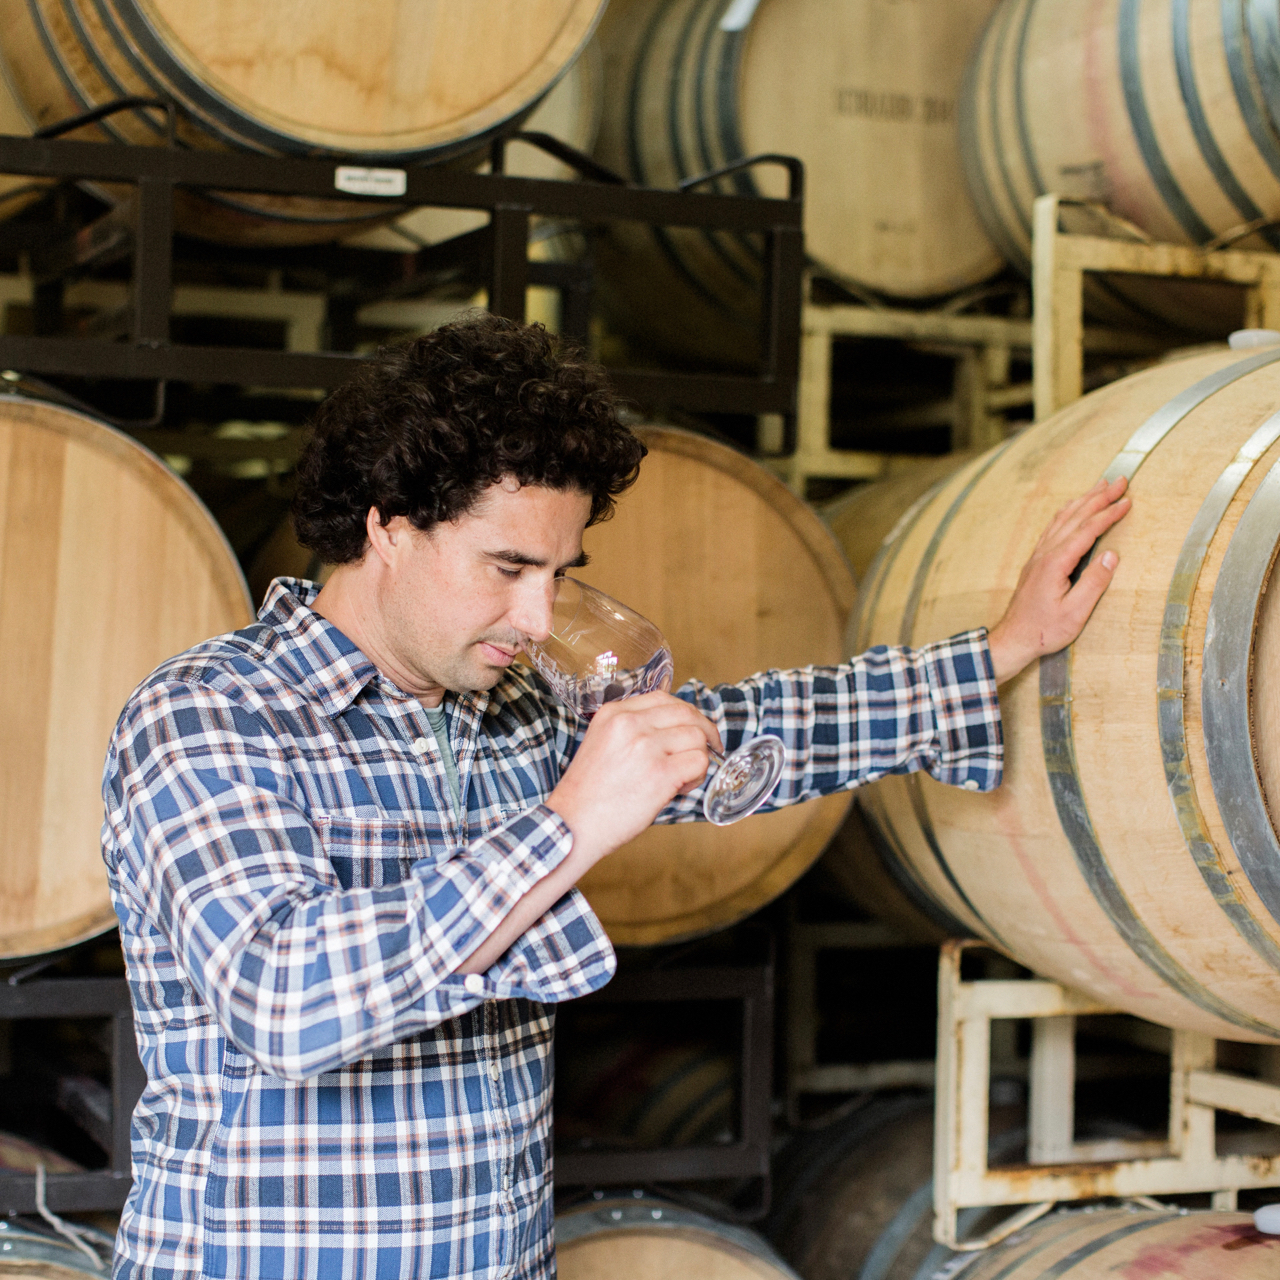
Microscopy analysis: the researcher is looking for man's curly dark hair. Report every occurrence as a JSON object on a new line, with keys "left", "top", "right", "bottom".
{"left": 292, "top": 313, "right": 646, "bottom": 563}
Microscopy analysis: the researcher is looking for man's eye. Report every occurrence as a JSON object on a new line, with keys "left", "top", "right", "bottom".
{"left": 498, "top": 566, "right": 521, "bottom": 579}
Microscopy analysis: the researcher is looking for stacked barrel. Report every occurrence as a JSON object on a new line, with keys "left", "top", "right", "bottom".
{"left": 0, "top": 0, "right": 607, "bottom": 243}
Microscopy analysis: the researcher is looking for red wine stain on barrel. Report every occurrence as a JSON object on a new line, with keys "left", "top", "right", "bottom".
{"left": 1118, "top": 1223, "right": 1276, "bottom": 1275}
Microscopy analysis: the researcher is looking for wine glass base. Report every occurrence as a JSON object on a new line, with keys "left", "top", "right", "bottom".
{"left": 703, "top": 734, "right": 786, "bottom": 826}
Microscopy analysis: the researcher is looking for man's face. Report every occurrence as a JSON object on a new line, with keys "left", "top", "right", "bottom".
{"left": 376, "top": 479, "right": 593, "bottom": 698}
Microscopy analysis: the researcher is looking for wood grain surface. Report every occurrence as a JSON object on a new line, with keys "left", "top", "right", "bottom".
{"left": 0, "top": 397, "right": 251, "bottom": 959}
{"left": 960, "top": 0, "right": 1264, "bottom": 332}
{"left": 129, "top": 0, "right": 602, "bottom": 153}
{"left": 0, "top": 0, "right": 603, "bottom": 244}
{"left": 576, "top": 427, "right": 856, "bottom": 945}
{"left": 590, "top": 0, "right": 1003, "bottom": 365}
{"left": 858, "top": 349, "right": 1280, "bottom": 1040}
{"left": 962, "top": 1210, "right": 1279, "bottom": 1278}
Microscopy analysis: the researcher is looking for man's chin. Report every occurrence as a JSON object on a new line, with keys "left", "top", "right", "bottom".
{"left": 441, "top": 661, "right": 511, "bottom": 696}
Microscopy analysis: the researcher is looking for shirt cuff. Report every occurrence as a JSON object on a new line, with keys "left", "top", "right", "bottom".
{"left": 918, "top": 628, "right": 1003, "bottom": 791}
{"left": 452, "top": 888, "right": 617, "bottom": 1005}
{"left": 397, "top": 803, "right": 577, "bottom": 1000}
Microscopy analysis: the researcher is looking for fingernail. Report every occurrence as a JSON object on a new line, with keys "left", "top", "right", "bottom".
{"left": 1101, "top": 550, "right": 1118, "bottom": 569}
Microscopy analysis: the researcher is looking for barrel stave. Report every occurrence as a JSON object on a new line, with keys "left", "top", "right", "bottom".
{"left": 960, "top": 0, "right": 1280, "bottom": 331}
{"left": 860, "top": 350, "right": 1280, "bottom": 1039}
{"left": 962, "top": 1209, "right": 1279, "bottom": 1278}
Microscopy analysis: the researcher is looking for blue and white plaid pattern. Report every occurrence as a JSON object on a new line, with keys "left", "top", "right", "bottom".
{"left": 102, "top": 579, "right": 1001, "bottom": 1280}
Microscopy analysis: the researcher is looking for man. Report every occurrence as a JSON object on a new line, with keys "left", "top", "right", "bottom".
{"left": 102, "top": 313, "right": 1128, "bottom": 1280}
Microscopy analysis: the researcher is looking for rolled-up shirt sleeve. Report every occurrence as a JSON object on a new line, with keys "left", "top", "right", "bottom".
{"left": 103, "top": 678, "right": 613, "bottom": 1081}
{"left": 658, "top": 629, "right": 1002, "bottom": 822}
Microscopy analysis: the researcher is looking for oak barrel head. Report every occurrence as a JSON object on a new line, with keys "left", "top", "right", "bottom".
{"left": 0, "top": 397, "right": 251, "bottom": 960}
{"left": 577, "top": 427, "right": 856, "bottom": 945}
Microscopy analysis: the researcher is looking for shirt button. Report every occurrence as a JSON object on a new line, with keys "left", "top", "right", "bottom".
{"left": 490, "top": 1061, "right": 501, "bottom": 1082}
{"left": 463, "top": 973, "right": 484, "bottom": 995}
{"left": 502, "top": 1172, "right": 511, "bottom": 1191}
{"left": 962, "top": 779, "right": 980, "bottom": 791}
{"left": 412, "top": 736, "right": 430, "bottom": 754}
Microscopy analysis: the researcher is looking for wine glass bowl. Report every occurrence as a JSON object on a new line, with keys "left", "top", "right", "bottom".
{"left": 522, "top": 576, "right": 675, "bottom": 714}
{"left": 521, "top": 577, "right": 785, "bottom": 826}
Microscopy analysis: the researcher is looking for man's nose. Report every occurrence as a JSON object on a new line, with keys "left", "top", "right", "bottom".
{"left": 510, "top": 577, "right": 557, "bottom": 643}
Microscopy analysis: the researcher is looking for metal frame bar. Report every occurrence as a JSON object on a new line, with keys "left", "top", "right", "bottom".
{"left": 0, "top": 133, "right": 804, "bottom": 417}
{"left": 934, "top": 940, "right": 1280, "bottom": 1251}
{"left": 0, "top": 976, "right": 141, "bottom": 1213}
{"left": 554, "top": 963, "right": 773, "bottom": 1190}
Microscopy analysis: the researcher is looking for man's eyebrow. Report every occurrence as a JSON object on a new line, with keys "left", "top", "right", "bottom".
{"left": 485, "top": 550, "right": 591, "bottom": 569}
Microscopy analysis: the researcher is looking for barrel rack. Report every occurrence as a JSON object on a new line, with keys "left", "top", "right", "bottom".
{"left": 783, "top": 910, "right": 936, "bottom": 1121}
{"left": 0, "top": 960, "right": 142, "bottom": 1214}
{"left": 0, "top": 107, "right": 804, "bottom": 421}
{"left": 556, "top": 933, "right": 775, "bottom": 1216}
{"left": 771, "top": 285, "right": 1168, "bottom": 497}
{"left": 934, "top": 940, "right": 1280, "bottom": 1251}
{"left": 1032, "top": 192, "right": 1280, "bottom": 419}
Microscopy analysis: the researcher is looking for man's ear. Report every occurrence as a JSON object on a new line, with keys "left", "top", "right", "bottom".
{"left": 366, "top": 507, "right": 400, "bottom": 569}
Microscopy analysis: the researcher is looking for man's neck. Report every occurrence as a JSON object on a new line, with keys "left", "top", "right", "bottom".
{"left": 311, "top": 566, "right": 447, "bottom": 708}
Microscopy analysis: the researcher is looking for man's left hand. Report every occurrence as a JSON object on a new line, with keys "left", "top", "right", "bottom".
{"left": 986, "top": 476, "right": 1131, "bottom": 683}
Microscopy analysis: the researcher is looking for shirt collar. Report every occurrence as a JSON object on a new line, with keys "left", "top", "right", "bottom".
{"left": 258, "top": 578, "right": 380, "bottom": 717}
{"left": 258, "top": 577, "right": 492, "bottom": 723}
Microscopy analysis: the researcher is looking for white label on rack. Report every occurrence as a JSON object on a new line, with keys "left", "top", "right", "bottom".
{"left": 719, "top": 0, "right": 760, "bottom": 30}
{"left": 334, "top": 166, "right": 407, "bottom": 197}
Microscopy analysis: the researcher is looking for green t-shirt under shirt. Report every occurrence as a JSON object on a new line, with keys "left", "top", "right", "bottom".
{"left": 424, "top": 704, "right": 461, "bottom": 819}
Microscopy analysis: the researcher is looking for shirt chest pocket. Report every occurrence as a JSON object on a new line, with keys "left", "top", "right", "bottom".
{"left": 313, "top": 813, "right": 425, "bottom": 890}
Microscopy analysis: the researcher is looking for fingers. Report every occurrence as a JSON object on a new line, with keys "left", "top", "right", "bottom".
{"left": 596, "top": 691, "right": 722, "bottom": 753}
{"left": 1038, "top": 482, "right": 1131, "bottom": 582}
{"left": 988, "top": 479, "right": 1130, "bottom": 684}
{"left": 1061, "top": 548, "right": 1120, "bottom": 627}
{"left": 1046, "top": 477, "right": 1129, "bottom": 542}
{"left": 1055, "top": 499, "right": 1132, "bottom": 573}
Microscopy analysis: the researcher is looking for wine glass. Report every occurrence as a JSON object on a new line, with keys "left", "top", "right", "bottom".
{"left": 521, "top": 576, "right": 785, "bottom": 826}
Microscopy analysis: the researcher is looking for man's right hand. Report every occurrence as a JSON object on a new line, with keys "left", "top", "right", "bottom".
{"left": 546, "top": 692, "right": 722, "bottom": 868}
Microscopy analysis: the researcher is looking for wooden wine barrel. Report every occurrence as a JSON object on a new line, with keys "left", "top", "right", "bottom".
{"left": 768, "top": 1093, "right": 940, "bottom": 1280}
{"left": 822, "top": 455, "right": 978, "bottom": 586}
{"left": 346, "top": 45, "right": 603, "bottom": 252}
{"left": 577, "top": 427, "right": 856, "bottom": 945}
{"left": 556, "top": 1033, "right": 734, "bottom": 1150}
{"left": 769, "top": 1100, "right": 1278, "bottom": 1278}
{"left": 768, "top": 1092, "right": 1040, "bottom": 1280}
{"left": 591, "top": 0, "right": 1004, "bottom": 367}
{"left": 0, "top": 0, "right": 604, "bottom": 245}
{"left": 817, "top": 453, "right": 978, "bottom": 943}
{"left": 0, "top": 1131, "right": 81, "bottom": 1175}
{"left": 856, "top": 345, "right": 1280, "bottom": 1041}
{"left": 959, "top": 0, "right": 1271, "bottom": 333}
{"left": 557, "top": 1199, "right": 800, "bottom": 1280}
{"left": 961, "top": 1210, "right": 1279, "bottom": 1279}
{"left": 818, "top": 802, "right": 950, "bottom": 945}
{"left": 0, "top": 395, "right": 252, "bottom": 959}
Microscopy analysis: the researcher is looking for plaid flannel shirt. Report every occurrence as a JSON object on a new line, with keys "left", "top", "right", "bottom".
{"left": 102, "top": 578, "right": 1002, "bottom": 1280}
